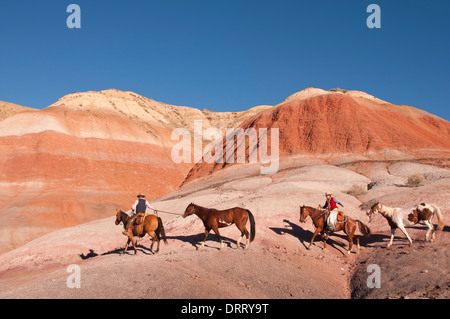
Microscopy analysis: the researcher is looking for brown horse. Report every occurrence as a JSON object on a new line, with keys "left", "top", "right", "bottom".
{"left": 299, "top": 205, "right": 371, "bottom": 254}
{"left": 115, "top": 210, "right": 167, "bottom": 255}
{"left": 182, "top": 203, "right": 256, "bottom": 249}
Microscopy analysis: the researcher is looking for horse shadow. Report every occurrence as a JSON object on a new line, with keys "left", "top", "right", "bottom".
{"left": 270, "top": 219, "right": 345, "bottom": 254}
{"left": 79, "top": 241, "right": 156, "bottom": 260}
{"left": 167, "top": 233, "right": 239, "bottom": 250}
{"left": 101, "top": 243, "right": 156, "bottom": 256}
{"left": 269, "top": 219, "right": 312, "bottom": 250}
{"left": 270, "top": 219, "right": 391, "bottom": 254}
{"left": 79, "top": 249, "right": 98, "bottom": 259}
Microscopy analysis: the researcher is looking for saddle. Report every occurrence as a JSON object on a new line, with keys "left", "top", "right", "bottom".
{"left": 135, "top": 213, "right": 147, "bottom": 225}
{"left": 337, "top": 211, "right": 346, "bottom": 223}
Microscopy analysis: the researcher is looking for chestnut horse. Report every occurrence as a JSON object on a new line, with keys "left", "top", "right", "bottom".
{"left": 367, "top": 202, "right": 444, "bottom": 247}
{"left": 182, "top": 203, "right": 255, "bottom": 249}
{"left": 299, "top": 205, "right": 371, "bottom": 254}
{"left": 115, "top": 210, "right": 167, "bottom": 255}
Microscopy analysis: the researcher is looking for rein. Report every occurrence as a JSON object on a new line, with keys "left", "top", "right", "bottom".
{"left": 120, "top": 209, "right": 183, "bottom": 219}
{"left": 150, "top": 208, "right": 183, "bottom": 216}
{"left": 310, "top": 208, "right": 327, "bottom": 223}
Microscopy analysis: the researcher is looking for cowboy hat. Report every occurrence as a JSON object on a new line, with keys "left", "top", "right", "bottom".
{"left": 325, "top": 192, "right": 332, "bottom": 196}
{"left": 137, "top": 193, "right": 146, "bottom": 198}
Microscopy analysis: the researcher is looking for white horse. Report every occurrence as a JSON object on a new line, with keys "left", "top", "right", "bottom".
{"left": 367, "top": 202, "right": 444, "bottom": 247}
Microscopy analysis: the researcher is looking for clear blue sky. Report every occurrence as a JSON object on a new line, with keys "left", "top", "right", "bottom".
{"left": 0, "top": 0, "right": 449, "bottom": 120}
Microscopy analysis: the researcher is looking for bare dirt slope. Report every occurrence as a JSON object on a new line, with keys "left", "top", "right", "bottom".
{"left": 0, "top": 160, "right": 448, "bottom": 299}
{"left": 351, "top": 240, "right": 449, "bottom": 299}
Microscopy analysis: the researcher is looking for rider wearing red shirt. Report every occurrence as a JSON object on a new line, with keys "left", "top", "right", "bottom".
{"left": 322, "top": 192, "right": 344, "bottom": 211}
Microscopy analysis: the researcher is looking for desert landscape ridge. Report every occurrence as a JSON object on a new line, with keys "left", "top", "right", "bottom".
{"left": 0, "top": 87, "right": 449, "bottom": 299}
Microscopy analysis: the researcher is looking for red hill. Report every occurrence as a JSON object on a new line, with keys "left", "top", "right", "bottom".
{"left": 184, "top": 89, "right": 450, "bottom": 183}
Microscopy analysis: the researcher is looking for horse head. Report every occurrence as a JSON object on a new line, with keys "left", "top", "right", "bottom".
{"left": 366, "top": 202, "right": 380, "bottom": 222}
{"left": 182, "top": 203, "right": 196, "bottom": 218}
{"left": 115, "top": 209, "right": 124, "bottom": 225}
{"left": 299, "top": 205, "right": 308, "bottom": 223}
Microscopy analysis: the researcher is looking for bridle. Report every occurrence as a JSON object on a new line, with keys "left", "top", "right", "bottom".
{"left": 183, "top": 203, "right": 196, "bottom": 218}
{"left": 300, "top": 206, "right": 327, "bottom": 223}
{"left": 367, "top": 204, "right": 380, "bottom": 222}
{"left": 311, "top": 208, "right": 327, "bottom": 223}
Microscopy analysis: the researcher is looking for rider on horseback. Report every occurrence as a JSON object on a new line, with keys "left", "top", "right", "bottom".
{"left": 122, "top": 193, "right": 157, "bottom": 236}
{"left": 322, "top": 192, "right": 344, "bottom": 231}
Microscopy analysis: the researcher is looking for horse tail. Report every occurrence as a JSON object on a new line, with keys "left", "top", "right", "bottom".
{"left": 157, "top": 217, "right": 168, "bottom": 244}
{"left": 430, "top": 204, "right": 444, "bottom": 231}
{"left": 356, "top": 220, "right": 371, "bottom": 237}
{"left": 246, "top": 209, "right": 256, "bottom": 242}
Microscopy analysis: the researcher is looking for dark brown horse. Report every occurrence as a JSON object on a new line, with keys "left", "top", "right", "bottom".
{"left": 299, "top": 205, "right": 370, "bottom": 254}
{"left": 182, "top": 203, "right": 256, "bottom": 249}
{"left": 115, "top": 210, "right": 167, "bottom": 255}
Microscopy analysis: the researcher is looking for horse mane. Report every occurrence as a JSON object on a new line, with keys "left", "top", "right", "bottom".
{"left": 305, "top": 205, "right": 325, "bottom": 219}
{"left": 190, "top": 203, "right": 201, "bottom": 210}
{"left": 119, "top": 210, "right": 130, "bottom": 223}
{"left": 193, "top": 203, "right": 220, "bottom": 214}
{"left": 192, "top": 203, "right": 207, "bottom": 210}
{"left": 189, "top": 203, "right": 210, "bottom": 218}
{"left": 378, "top": 204, "right": 395, "bottom": 217}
